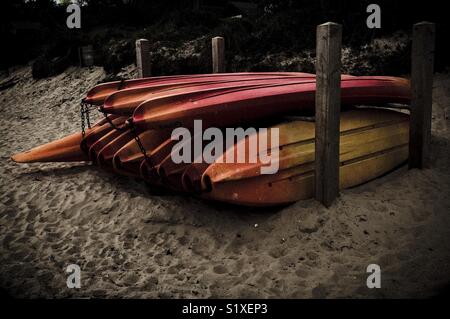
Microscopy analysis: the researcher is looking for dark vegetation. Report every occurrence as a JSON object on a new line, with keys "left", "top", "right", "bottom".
{"left": 2, "top": 0, "right": 448, "bottom": 78}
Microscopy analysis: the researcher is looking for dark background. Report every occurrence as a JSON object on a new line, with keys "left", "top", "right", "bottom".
{"left": 1, "top": 0, "right": 448, "bottom": 77}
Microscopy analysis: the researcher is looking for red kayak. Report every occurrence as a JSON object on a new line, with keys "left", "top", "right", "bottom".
{"left": 132, "top": 76, "right": 410, "bottom": 131}
{"left": 84, "top": 72, "right": 305, "bottom": 105}
{"left": 102, "top": 74, "right": 320, "bottom": 115}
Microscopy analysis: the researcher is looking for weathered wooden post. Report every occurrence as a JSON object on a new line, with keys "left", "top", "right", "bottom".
{"left": 211, "top": 36, "right": 225, "bottom": 73}
{"left": 136, "top": 39, "right": 151, "bottom": 78}
{"left": 409, "top": 22, "right": 435, "bottom": 169}
{"left": 79, "top": 45, "right": 94, "bottom": 67}
{"left": 315, "top": 22, "right": 342, "bottom": 207}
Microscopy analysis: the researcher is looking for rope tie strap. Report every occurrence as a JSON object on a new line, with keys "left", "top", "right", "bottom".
{"left": 80, "top": 99, "right": 93, "bottom": 138}
{"left": 128, "top": 119, "right": 149, "bottom": 162}
{"left": 80, "top": 99, "right": 96, "bottom": 153}
{"left": 97, "top": 105, "right": 127, "bottom": 132}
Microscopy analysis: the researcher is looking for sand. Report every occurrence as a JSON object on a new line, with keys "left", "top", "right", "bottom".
{"left": 0, "top": 65, "right": 449, "bottom": 298}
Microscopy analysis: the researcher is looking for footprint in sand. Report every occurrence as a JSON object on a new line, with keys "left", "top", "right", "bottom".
{"left": 268, "top": 246, "right": 287, "bottom": 259}
{"left": 177, "top": 236, "right": 189, "bottom": 246}
{"left": 121, "top": 273, "right": 139, "bottom": 286}
{"left": 213, "top": 265, "right": 228, "bottom": 275}
{"left": 25, "top": 209, "right": 38, "bottom": 222}
{"left": 295, "top": 268, "right": 311, "bottom": 278}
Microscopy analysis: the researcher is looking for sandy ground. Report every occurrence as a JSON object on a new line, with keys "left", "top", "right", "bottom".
{"left": 0, "top": 65, "right": 449, "bottom": 299}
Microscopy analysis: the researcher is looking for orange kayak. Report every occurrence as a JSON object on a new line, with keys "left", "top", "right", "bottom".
{"left": 10, "top": 115, "right": 122, "bottom": 163}
{"left": 184, "top": 108, "right": 409, "bottom": 206}
{"left": 112, "top": 129, "right": 172, "bottom": 178}
{"left": 96, "top": 130, "right": 135, "bottom": 167}
{"left": 11, "top": 71, "right": 412, "bottom": 207}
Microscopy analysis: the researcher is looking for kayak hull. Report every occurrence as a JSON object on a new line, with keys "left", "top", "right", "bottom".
{"left": 12, "top": 72, "right": 412, "bottom": 207}
{"left": 132, "top": 77, "right": 410, "bottom": 131}
{"left": 182, "top": 108, "right": 410, "bottom": 206}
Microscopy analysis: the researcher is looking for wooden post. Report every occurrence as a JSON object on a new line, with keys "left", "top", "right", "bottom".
{"left": 136, "top": 39, "right": 151, "bottom": 78}
{"left": 80, "top": 45, "right": 94, "bottom": 67}
{"left": 315, "top": 22, "right": 342, "bottom": 207}
{"left": 211, "top": 37, "right": 225, "bottom": 73}
{"left": 409, "top": 22, "right": 435, "bottom": 169}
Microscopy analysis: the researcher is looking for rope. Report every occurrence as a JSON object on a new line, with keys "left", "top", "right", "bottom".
{"left": 80, "top": 100, "right": 93, "bottom": 138}
{"left": 104, "top": 112, "right": 127, "bottom": 131}
{"left": 128, "top": 119, "right": 149, "bottom": 162}
{"left": 80, "top": 99, "right": 94, "bottom": 154}
{"left": 93, "top": 105, "right": 147, "bottom": 161}
{"left": 97, "top": 105, "right": 128, "bottom": 132}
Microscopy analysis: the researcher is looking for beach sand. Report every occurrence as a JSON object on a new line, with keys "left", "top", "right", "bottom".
{"left": 0, "top": 65, "right": 449, "bottom": 298}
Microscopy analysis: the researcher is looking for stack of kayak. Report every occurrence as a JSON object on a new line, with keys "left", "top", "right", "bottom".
{"left": 11, "top": 72, "right": 411, "bottom": 206}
